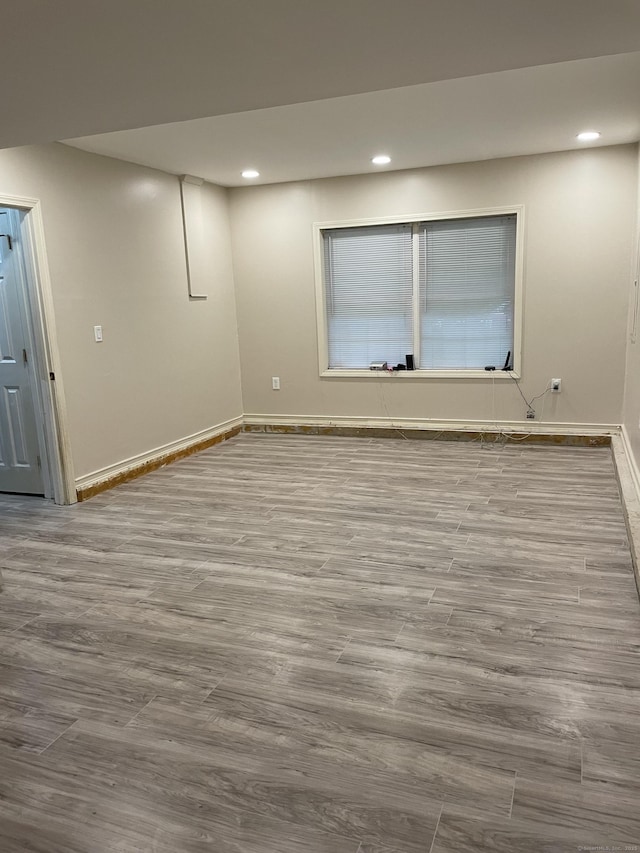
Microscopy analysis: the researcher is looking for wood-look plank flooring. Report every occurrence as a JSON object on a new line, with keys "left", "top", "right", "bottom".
{"left": 1, "top": 433, "right": 639, "bottom": 852}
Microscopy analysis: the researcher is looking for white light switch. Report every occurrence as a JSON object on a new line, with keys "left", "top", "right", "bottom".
{"left": 94, "top": 325, "right": 103, "bottom": 342}
{"left": 272, "top": 376, "right": 280, "bottom": 390}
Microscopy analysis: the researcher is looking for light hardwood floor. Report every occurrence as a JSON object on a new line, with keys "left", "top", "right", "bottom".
{"left": 1, "top": 433, "right": 639, "bottom": 852}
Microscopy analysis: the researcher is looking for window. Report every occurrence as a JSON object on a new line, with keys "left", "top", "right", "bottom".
{"left": 317, "top": 210, "right": 521, "bottom": 376}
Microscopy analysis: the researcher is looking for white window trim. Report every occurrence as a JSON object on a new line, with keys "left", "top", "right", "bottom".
{"left": 313, "top": 205, "right": 525, "bottom": 380}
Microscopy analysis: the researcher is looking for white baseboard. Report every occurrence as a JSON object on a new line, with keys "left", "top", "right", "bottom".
{"left": 74, "top": 410, "right": 622, "bottom": 492}
{"left": 75, "top": 415, "right": 243, "bottom": 491}
{"left": 617, "top": 425, "right": 640, "bottom": 504}
{"left": 243, "top": 413, "right": 620, "bottom": 437}
{"left": 610, "top": 427, "right": 640, "bottom": 599}
{"left": 77, "top": 412, "right": 618, "bottom": 491}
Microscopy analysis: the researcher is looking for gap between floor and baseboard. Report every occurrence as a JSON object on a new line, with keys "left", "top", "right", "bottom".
{"left": 73, "top": 412, "right": 620, "bottom": 501}
{"left": 74, "top": 417, "right": 242, "bottom": 501}
{"left": 242, "top": 414, "right": 617, "bottom": 447}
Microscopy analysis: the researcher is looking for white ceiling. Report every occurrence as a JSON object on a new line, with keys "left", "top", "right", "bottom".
{"left": 65, "top": 53, "right": 640, "bottom": 186}
{"left": 4, "top": 0, "right": 640, "bottom": 149}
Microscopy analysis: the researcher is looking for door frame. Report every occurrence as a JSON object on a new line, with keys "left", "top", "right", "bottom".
{"left": 1, "top": 193, "right": 76, "bottom": 504}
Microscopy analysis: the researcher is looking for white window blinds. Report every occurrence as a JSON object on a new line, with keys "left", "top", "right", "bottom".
{"left": 321, "top": 212, "right": 518, "bottom": 372}
{"left": 418, "top": 215, "right": 516, "bottom": 369}
{"left": 323, "top": 224, "right": 413, "bottom": 368}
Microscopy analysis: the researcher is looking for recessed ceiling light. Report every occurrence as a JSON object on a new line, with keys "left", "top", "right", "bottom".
{"left": 241, "top": 169, "right": 260, "bottom": 179}
{"left": 371, "top": 155, "right": 391, "bottom": 165}
{"left": 576, "top": 131, "right": 601, "bottom": 142}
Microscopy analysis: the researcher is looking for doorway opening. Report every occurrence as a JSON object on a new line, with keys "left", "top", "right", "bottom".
{"left": 0, "top": 197, "right": 75, "bottom": 504}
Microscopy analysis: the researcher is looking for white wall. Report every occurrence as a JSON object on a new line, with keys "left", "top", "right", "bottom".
{"left": 230, "top": 146, "right": 638, "bottom": 428}
{"left": 0, "top": 142, "right": 243, "bottom": 481}
{"left": 622, "top": 145, "right": 640, "bottom": 465}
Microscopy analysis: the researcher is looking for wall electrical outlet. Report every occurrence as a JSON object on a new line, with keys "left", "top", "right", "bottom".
{"left": 272, "top": 376, "right": 280, "bottom": 390}
{"left": 551, "top": 378, "right": 562, "bottom": 393}
{"left": 94, "top": 325, "right": 103, "bottom": 342}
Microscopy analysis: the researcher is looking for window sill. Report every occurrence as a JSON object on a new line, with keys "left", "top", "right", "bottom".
{"left": 320, "top": 369, "right": 520, "bottom": 380}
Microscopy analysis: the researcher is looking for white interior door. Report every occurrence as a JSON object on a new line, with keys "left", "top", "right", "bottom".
{"left": 0, "top": 209, "right": 45, "bottom": 495}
